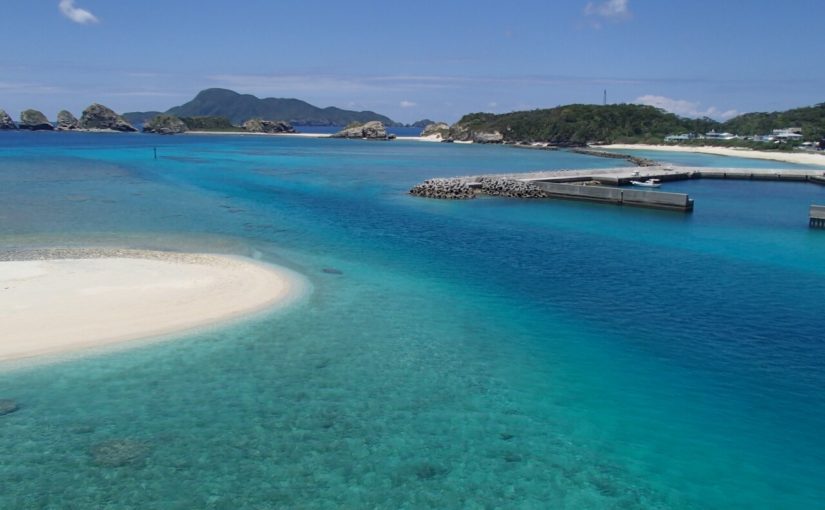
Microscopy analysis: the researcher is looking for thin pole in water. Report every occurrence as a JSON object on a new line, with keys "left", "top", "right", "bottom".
{"left": 153, "top": 147, "right": 157, "bottom": 160}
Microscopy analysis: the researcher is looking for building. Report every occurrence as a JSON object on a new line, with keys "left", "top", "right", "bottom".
{"left": 704, "top": 130, "right": 737, "bottom": 140}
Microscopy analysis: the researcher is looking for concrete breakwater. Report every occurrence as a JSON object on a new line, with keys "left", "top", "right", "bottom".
{"left": 408, "top": 175, "right": 694, "bottom": 211}
{"left": 410, "top": 164, "right": 825, "bottom": 213}
{"left": 570, "top": 148, "right": 659, "bottom": 167}
{"left": 810, "top": 205, "right": 825, "bottom": 228}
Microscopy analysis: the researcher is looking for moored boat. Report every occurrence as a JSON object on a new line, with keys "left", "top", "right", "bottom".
{"left": 630, "top": 178, "right": 661, "bottom": 188}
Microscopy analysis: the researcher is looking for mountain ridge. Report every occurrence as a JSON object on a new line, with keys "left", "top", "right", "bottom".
{"left": 145, "top": 88, "right": 399, "bottom": 126}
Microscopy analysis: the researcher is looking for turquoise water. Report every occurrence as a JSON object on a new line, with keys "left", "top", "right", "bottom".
{"left": 1, "top": 132, "right": 824, "bottom": 509}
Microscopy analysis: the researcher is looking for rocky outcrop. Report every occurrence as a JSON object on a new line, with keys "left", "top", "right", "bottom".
{"left": 56, "top": 110, "right": 80, "bottom": 130}
{"left": 409, "top": 178, "right": 476, "bottom": 199}
{"left": 19, "top": 109, "right": 53, "bottom": 130}
{"left": 241, "top": 118, "right": 295, "bottom": 133}
{"left": 0, "top": 110, "right": 16, "bottom": 129}
{"left": 332, "top": 121, "right": 392, "bottom": 140}
{"left": 478, "top": 177, "right": 546, "bottom": 198}
{"left": 420, "top": 122, "right": 450, "bottom": 138}
{"left": 446, "top": 122, "right": 503, "bottom": 143}
{"left": 142, "top": 114, "right": 188, "bottom": 134}
{"left": 472, "top": 131, "right": 504, "bottom": 144}
{"left": 79, "top": 103, "right": 137, "bottom": 132}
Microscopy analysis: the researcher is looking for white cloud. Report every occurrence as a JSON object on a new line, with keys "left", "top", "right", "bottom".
{"left": 584, "top": 0, "right": 631, "bottom": 18}
{"left": 635, "top": 95, "right": 738, "bottom": 120}
{"left": 400, "top": 100, "right": 416, "bottom": 108}
{"left": 59, "top": 0, "right": 99, "bottom": 24}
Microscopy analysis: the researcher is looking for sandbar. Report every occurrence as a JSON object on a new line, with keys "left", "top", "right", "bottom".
{"left": 0, "top": 249, "right": 305, "bottom": 362}
{"left": 600, "top": 144, "right": 825, "bottom": 167}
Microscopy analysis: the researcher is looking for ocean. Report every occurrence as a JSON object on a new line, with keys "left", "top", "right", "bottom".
{"left": 1, "top": 131, "right": 824, "bottom": 509}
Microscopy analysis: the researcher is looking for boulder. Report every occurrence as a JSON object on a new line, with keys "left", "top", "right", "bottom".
{"left": 420, "top": 122, "right": 450, "bottom": 139}
{"left": 19, "top": 109, "right": 53, "bottom": 130}
{"left": 90, "top": 439, "right": 150, "bottom": 467}
{"left": 142, "top": 114, "right": 188, "bottom": 135}
{"left": 56, "top": 110, "right": 80, "bottom": 130}
{"left": 332, "top": 121, "right": 390, "bottom": 140}
{"left": 241, "top": 118, "right": 295, "bottom": 134}
{"left": 79, "top": 103, "right": 137, "bottom": 132}
{"left": 0, "top": 110, "right": 16, "bottom": 129}
{"left": 0, "top": 399, "right": 19, "bottom": 416}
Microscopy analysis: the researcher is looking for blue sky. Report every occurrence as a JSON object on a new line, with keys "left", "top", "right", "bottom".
{"left": 2, "top": 0, "right": 823, "bottom": 123}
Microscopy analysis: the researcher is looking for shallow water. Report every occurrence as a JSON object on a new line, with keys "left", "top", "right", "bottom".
{"left": 1, "top": 132, "right": 824, "bottom": 509}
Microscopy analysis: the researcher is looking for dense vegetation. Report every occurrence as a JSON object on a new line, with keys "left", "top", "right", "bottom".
{"left": 179, "top": 116, "right": 241, "bottom": 131}
{"left": 166, "top": 88, "right": 398, "bottom": 126}
{"left": 451, "top": 103, "right": 825, "bottom": 145}
{"left": 721, "top": 103, "right": 825, "bottom": 139}
{"left": 452, "top": 104, "right": 715, "bottom": 145}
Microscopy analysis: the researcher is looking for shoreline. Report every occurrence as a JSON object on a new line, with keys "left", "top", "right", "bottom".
{"left": 600, "top": 143, "right": 825, "bottom": 167}
{"left": 0, "top": 249, "right": 307, "bottom": 363}
{"left": 184, "top": 130, "right": 331, "bottom": 138}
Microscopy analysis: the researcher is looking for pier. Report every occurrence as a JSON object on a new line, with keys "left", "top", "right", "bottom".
{"left": 411, "top": 164, "right": 825, "bottom": 214}
{"left": 810, "top": 205, "right": 825, "bottom": 228}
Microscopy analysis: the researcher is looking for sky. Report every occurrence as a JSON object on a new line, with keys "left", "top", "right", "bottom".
{"left": 2, "top": 0, "right": 823, "bottom": 124}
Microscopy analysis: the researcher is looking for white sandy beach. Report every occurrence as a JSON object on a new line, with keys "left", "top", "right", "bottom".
{"left": 0, "top": 250, "right": 304, "bottom": 362}
{"left": 601, "top": 144, "right": 825, "bottom": 167}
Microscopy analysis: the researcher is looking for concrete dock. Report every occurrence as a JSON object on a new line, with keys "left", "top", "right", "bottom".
{"left": 810, "top": 205, "right": 825, "bottom": 228}
{"left": 412, "top": 165, "right": 825, "bottom": 214}
{"left": 475, "top": 165, "right": 825, "bottom": 186}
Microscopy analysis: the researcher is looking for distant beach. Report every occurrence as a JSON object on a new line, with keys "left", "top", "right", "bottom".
{"left": 184, "top": 130, "right": 330, "bottom": 138}
{"left": 0, "top": 249, "right": 305, "bottom": 362}
{"left": 602, "top": 143, "right": 825, "bottom": 167}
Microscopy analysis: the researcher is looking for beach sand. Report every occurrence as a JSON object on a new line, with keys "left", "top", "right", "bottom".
{"left": 0, "top": 249, "right": 305, "bottom": 362}
{"left": 601, "top": 144, "right": 825, "bottom": 167}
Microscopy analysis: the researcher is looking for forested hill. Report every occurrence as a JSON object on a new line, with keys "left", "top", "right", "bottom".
{"left": 451, "top": 104, "right": 716, "bottom": 144}
{"left": 721, "top": 103, "right": 825, "bottom": 139}
{"left": 450, "top": 103, "right": 825, "bottom": 144}
{"left": 165, "top": 88, "right": 398, "bottom": 126}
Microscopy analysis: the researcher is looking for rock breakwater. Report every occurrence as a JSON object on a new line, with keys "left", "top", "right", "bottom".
{"left": 409, "top": 178, "right": 475, "bottom": 199}
{"left": 478, "top": 177, "right": 547, "bottom": 198}
{"left": 572, "top": 148, "right": 658, "bottom": 167}
{"left": 409, "top": 177, "right": 549, "bottom": 199}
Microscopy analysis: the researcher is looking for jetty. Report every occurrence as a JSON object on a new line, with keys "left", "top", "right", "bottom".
{"left": 410, "top": 165, "right": 825, "bottom": 213}
{"left": 810, "top": 205, "right": 825, "bottom": 228}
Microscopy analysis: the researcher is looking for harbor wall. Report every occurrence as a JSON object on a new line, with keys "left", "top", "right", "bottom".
{"left": 533, "top": 182, "right": 693, "bottom": 211}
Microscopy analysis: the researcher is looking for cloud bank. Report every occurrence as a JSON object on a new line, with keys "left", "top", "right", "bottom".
{"left": 59, "top": 0, "right": 99, "bottom": 24}
{"left": 635, "top": 95, "right": 738, "bottom": 120}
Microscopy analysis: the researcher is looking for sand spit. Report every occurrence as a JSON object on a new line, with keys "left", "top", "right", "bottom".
{"left": 0, "top": 248, "right": 305, "bottom": 362}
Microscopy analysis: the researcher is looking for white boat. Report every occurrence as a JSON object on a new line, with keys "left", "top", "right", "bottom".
{"left": 630, "top": 178, "right": 661, "bottom": 188}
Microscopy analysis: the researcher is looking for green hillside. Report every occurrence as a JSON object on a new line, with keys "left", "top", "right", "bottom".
{"left": 451, "top": 104, "right": 717, "bottom": 144}
{"left": 166, "top": 88, "right": 397, "bottom": 126}
{"left": 450, "top": 102, "right": 825, "bottom": 144}
{"left": 721, "top": 103, "right": 825, "bottom": 139}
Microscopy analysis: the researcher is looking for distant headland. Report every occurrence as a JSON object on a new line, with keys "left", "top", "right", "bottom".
{"left": 2, "top": 90, "right": 824, "bottom": 155}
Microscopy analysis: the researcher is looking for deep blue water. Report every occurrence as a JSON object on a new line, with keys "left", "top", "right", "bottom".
{"left": 1, "top": 131, "right": 824, "bottom": 509}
